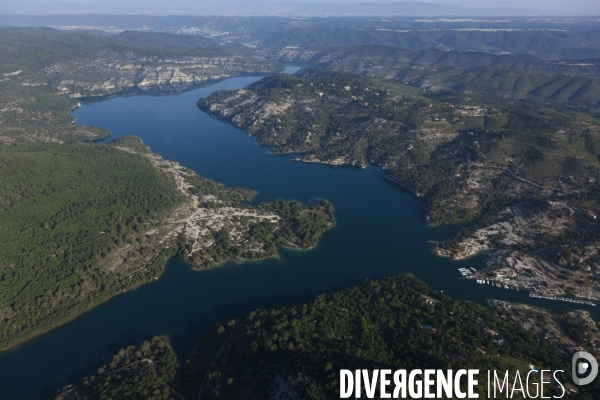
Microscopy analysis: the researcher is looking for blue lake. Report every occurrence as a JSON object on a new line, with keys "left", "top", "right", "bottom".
{"left": 0, "top": 67, "right": 596, "bottom": 399}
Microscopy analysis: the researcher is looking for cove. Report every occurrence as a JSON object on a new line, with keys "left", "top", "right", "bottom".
{"left": 0, "top": 67, "right": 597, "bottom": 400}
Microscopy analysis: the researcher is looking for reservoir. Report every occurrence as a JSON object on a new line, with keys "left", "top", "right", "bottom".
{"left": 0, "top": 67, "right": 597, "bottom": 399}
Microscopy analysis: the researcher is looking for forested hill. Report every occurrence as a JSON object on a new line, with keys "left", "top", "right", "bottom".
{"left": 199, "top": 69, "right": 600, "bottom": 302}
{"left": 0, "top": 136, "right": 334, "bottom": 352}
{"left": 0, "top": 140, "right": 182, "bottom": 351}
{"left": 0, "top": 27, "right": 281, "bottom": 100}
{"left": 0, "top": 27, "right": 231, "bottom": 68}
{"left": 0, "top": 28, "right": 331, "bottom": 352}
{"left": 199, "top": 69, "right": 600, "bottom": 225}
{"left": 57, "top": 276, "right": 600, "bottom": 399}
{"left": 270, "top": 46, "right": 600, "bottom": 114}
{"left": 253, "top": 28, "right": 600, "bottom": 59}
{"left": 273, "top": 46, "right": 600, "bottom": 76}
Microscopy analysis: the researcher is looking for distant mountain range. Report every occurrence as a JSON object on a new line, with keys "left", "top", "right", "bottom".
{"left": 2, "top": 1, "right": 575, "bottom": 17}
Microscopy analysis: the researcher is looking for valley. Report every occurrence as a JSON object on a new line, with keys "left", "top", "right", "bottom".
{"left": 0, "top": 29, "right": 330, "bottom": 353}
{"left": 199, "top": 69, "right": 600, "bottom": 301}
{"left": 1, "top": 16, "right": 600, "bottom": 399}
{"left": 269, "top": 46, "right": 600, "bottom": 114}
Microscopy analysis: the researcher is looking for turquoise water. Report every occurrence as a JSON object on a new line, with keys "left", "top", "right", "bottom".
{"left": 0, "top": 68, "right": 597, "bottom": 399}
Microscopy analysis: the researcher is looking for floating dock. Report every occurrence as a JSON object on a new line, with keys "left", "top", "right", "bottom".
{"left": 529, "top": 293, "right": 596, "bottom": 306}
{"left": 475, "top": 280, "right": 596, "bottom": 306}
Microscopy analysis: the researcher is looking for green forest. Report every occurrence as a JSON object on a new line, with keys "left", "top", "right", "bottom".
{"left": 59, "top": 276, "right": 600, "bottom": 399}
{"left": 0, "top": 142, "right": 183, "bottom": 350}
{"left": 58, "top": 336, "right": 181, "bottom": 400}
{"left": 181, "top": 198, "right": 334, "bottom": 269}
{"left": 0, "top": 137, "right": 334, "bottom": 352}
{"left": 0, "top": 27, "right": 242, "bottom": 71}
{"left": 0, "top": 28, "right": 335, "bottom": 353}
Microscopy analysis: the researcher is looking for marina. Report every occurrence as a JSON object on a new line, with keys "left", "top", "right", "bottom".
{"left": 475, "top": 278, "right": 520, "bottom": 291}
{"left": 474, "top": 279, "right": 596, "bottom": 306}
{"left": 529, "top": 293, "right": 596, "bottom": 306}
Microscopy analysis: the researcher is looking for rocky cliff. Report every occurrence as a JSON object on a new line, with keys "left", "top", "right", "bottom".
{"left": 43, "top": 52, "right": 282, "bottom": 97}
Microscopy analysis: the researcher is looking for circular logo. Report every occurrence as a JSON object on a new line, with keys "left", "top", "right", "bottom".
{"left": 572, "top": 351, "right": 598, "bottom": 386}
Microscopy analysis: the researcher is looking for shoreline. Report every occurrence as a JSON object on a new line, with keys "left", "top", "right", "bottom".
{"left": 75, "top": 77, "right": 234, "bottom": 104}
{"left": 1, "top": 101, "right": 335, "bottom": 354}
{"left": 432, "top": 241, "right": 484, "bottom": 261}
{"left": 384, "top": 174, "right": 422, "bottom": 197}
{"left": 205, "top": 103, "right": 600, "bottom": 309}
{"left": 0, "top": 221, "right": 337, "bottom": 355}
{"left": 0, "top": 245, "right": 177, "bottom": 355}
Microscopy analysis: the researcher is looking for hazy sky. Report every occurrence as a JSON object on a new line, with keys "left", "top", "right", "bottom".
{"left": 281, "top": 0, "right": 598, "bottom": 13}
{"left": 5, "top": 0, "right": 600, "bottom": 15}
